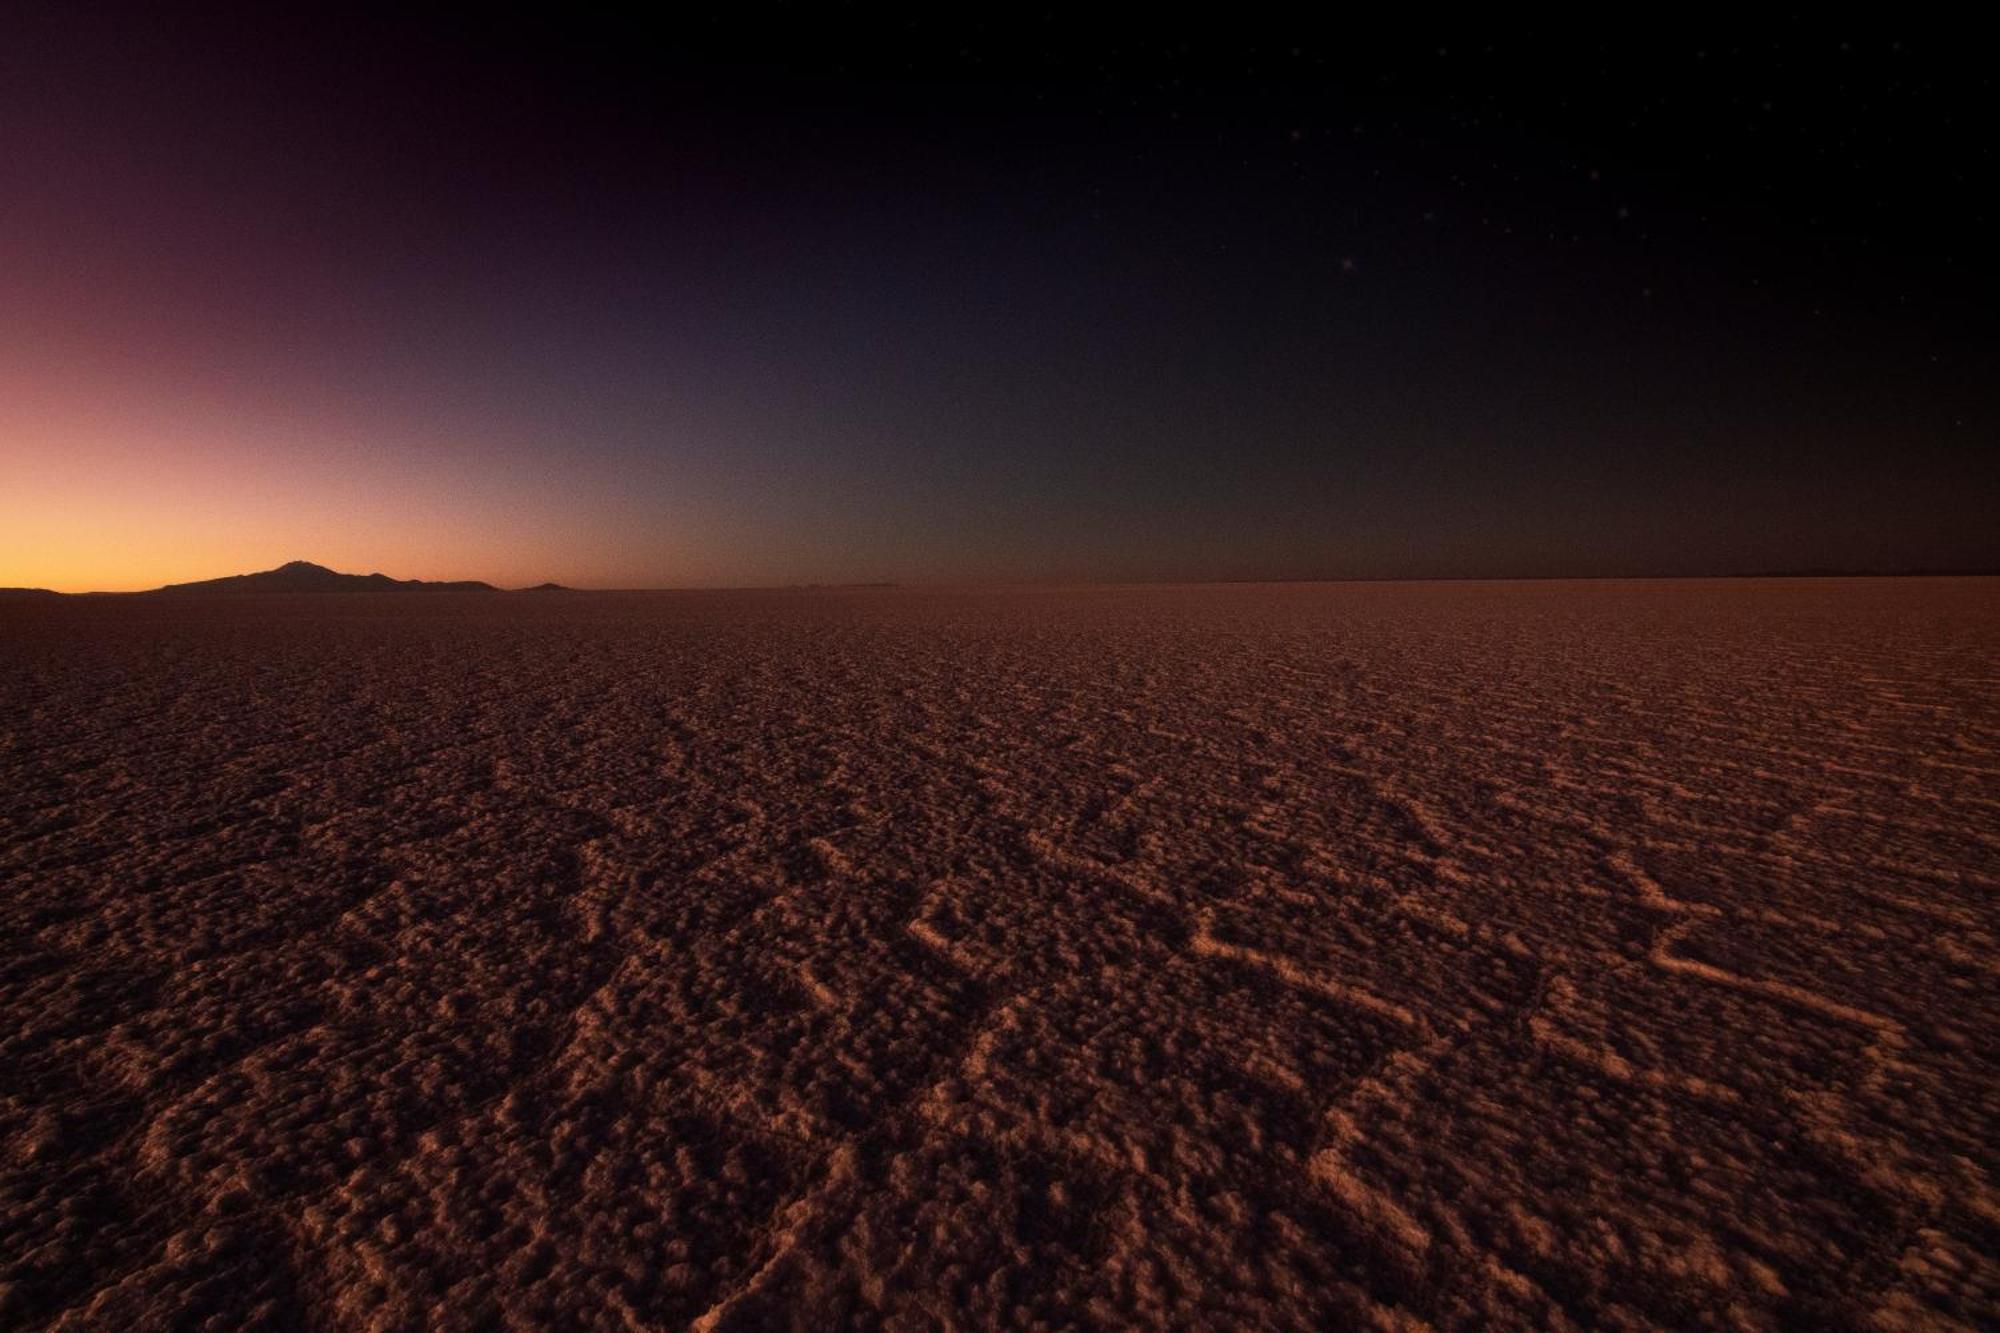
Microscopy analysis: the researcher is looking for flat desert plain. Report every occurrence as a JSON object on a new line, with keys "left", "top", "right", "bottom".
{"left": 2, "top": 579, "right": 1996, "bottom": 1331}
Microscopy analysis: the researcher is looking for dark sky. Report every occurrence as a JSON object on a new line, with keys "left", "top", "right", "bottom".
{"left": 4, "top": 6, "right": 1994, "bottom": 587}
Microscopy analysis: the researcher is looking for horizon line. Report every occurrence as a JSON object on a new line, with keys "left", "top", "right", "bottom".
{"left": 9, "top": 568, "right": 2000, "bottom": 597}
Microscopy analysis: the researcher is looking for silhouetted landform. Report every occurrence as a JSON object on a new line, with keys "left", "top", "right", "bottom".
{"left": 152, "top": 560, "right": 497, "bottom": 594}
{"left": 11, "top": 570, "right": 1989, "bottom": 599}
{"left": 1, "top": 580, "right": 1996, "bottom": 1328}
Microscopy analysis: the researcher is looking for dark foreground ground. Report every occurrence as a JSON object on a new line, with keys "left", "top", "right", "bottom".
{"left": 2, "top": 580, "right": 1996, "bottom": 1330}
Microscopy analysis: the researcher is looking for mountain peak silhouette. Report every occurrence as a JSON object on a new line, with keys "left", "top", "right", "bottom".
{"left": 154, "top": 562, "right": 498, "bottom": 594}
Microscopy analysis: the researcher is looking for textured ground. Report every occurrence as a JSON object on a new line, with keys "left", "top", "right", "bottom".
{"left": 2, "top": 580, "right": 1996, "bottom": 1330}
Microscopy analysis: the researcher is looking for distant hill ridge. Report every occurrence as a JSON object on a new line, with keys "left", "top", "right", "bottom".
{"left": 155, "top": 561, "right": 499, "bottom": 594}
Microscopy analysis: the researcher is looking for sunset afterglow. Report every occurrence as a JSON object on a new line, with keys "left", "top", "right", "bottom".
{"left": 4, "top": 11, "right": 1991, "bottom": 592}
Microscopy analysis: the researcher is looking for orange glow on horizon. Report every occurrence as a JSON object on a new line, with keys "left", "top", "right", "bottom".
{"left": 0, "top": 355, "right": 733, "bottom": 592}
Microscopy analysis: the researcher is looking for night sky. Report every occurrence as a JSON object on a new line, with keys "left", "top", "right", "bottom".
{"left": 4, "top": 8, "right": 1994, "bottom": 590}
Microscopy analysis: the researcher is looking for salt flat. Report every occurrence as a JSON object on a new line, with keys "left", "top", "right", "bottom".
{"left": 2, "top": 580, "right": 1995, "bottom": 1329}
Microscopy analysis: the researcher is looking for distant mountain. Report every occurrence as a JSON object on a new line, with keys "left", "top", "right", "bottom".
{"left": 152, "top": 561, "right": 498, "bottom": 594}
{"left": 518, "top": 582, "right": 572, "bottom": 592}
{"left": 0, "top": 587, "right": 62, "bottom": 598}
